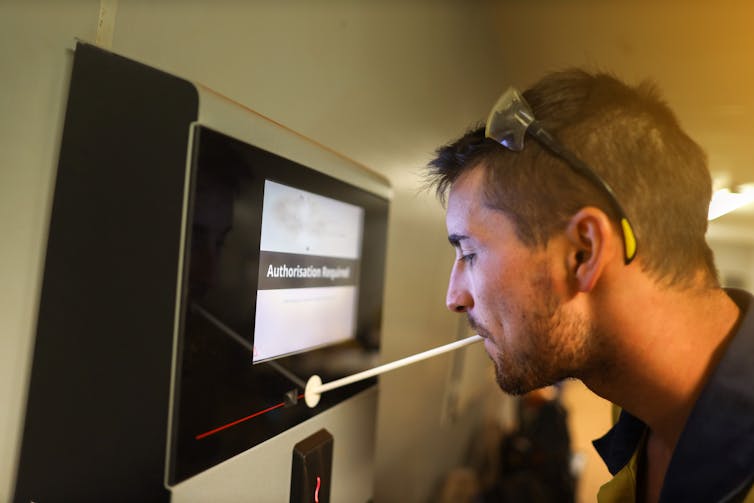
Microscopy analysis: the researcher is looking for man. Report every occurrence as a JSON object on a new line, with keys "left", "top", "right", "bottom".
{"left": 427, "top": 69, "right": 754, "bottom": 502}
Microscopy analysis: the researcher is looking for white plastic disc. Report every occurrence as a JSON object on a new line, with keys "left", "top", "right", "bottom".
{"left": 304, "top": 375, "right": 322, "bottom": 408}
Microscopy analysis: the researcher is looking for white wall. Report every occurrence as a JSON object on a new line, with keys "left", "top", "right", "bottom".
{"left": 0, "top": 2, "right": 100, "bottom": 501}
{"left": 708, "top": 217, "right": 754, "bottom": 290}
{"left": 1, "top": 2, "right": 509, "bottom": 501}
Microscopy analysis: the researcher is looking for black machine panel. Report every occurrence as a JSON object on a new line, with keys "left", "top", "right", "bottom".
{"left": 14, "top": 43, "right": 198, "bottom": 502}
{"left": 169, "top": 126, "right": 388, "bottom": 484}
{"left": 15, "top": 42, "right": 389, "bottom": 501}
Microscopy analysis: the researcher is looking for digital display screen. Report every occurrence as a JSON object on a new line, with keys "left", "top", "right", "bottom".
{"left": 253, "top": 181, "right": 363, "bottom": 363}
{"left": 168, "top": 126, "right": 388, "bottom": 485}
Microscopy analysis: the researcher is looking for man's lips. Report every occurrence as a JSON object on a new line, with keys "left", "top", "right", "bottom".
{"left": 467, "top": 315, "right": 488, "bottom": 338}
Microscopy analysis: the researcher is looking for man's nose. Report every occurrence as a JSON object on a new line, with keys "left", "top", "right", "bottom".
{"left": 446, "top": 268, "right": 473, "bottom": 313}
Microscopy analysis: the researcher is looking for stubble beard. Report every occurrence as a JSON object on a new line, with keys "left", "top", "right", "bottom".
{"left": 470, "top": 265, "right": 598, "bottom": 396}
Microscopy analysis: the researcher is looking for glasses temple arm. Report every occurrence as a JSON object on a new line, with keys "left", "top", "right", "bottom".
{"left": 527, "top": 121, "right": 638, "bottom": 264}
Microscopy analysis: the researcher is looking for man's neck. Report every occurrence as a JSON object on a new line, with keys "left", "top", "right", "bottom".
{"left": 584, "top": 282, "right": 740, "bottom": 452}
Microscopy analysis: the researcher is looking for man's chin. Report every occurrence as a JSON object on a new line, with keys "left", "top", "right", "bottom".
{"left": 493, "top": 362, "right": 554, "bottom": 396}
{"left": 495, "top": 375, "right": 533, "bottom": 396}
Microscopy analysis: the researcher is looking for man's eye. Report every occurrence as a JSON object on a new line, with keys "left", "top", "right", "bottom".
{"left": 460, "top": 253, "right": 476, "bottom": 264}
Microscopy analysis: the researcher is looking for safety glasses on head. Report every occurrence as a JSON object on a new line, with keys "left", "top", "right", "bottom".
{"left": 485, "top": 87, "right": 637, "bottom": 265}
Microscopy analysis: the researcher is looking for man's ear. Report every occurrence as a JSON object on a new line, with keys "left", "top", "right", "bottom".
{"left": 565, "top": 207, "right": 616, "bottom": 292}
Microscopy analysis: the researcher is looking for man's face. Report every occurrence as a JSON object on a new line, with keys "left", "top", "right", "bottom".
{"left": 445, "top": 165, "right": 596, "bottom": 394}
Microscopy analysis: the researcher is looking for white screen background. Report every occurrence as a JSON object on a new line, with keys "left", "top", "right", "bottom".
{"left": 253, "top": 180, "right": 364, "bottom": 363}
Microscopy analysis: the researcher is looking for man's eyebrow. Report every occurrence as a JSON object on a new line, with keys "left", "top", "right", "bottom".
{"left": 448, "top": 233, "right": 468, "bottom": 247}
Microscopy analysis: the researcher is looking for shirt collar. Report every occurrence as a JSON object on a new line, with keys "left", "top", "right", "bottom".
{"left": 593, "top": 288, "right": 754, "bottom": 501}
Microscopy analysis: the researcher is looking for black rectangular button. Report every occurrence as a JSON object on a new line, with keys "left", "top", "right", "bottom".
{"left": 290, "top": 429, "right": 333, "bottom": 503}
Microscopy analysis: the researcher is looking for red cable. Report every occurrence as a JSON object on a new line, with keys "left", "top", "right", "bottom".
{"left": 195, "top": 393, "right": 305, "bottom": 440}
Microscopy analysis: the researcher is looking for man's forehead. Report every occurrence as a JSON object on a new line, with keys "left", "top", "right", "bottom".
{"left": 447, "top": 165, "right": 493, "bottom": 221}
{"left": 445, "top": 164, "right": 518, "bottom": 243}
{"left": 448, "top": 165, "right": 487, "bottom": 201}
{"left": 446, "top": 170, "right": 488, "bottom": 238}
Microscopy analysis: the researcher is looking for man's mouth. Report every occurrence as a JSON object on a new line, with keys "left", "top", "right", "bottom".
{"left": 467, "top": 315, "right": 491, "bottom": 339}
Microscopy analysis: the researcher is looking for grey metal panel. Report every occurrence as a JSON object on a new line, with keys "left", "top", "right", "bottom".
{"left": 194, "top": 84, "right": 392, "bottom": 201}
{"left": 171, "top": 387, "right": 377, "bottom": 503}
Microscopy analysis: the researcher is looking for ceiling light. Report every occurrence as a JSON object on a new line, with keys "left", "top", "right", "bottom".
{"left": 708, "top": 185, "right": 754, "bottom": 220}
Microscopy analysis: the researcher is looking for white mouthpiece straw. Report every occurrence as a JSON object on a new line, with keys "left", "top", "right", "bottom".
{"left": 304, "top": 334, "right": 483, "bottom": 407}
